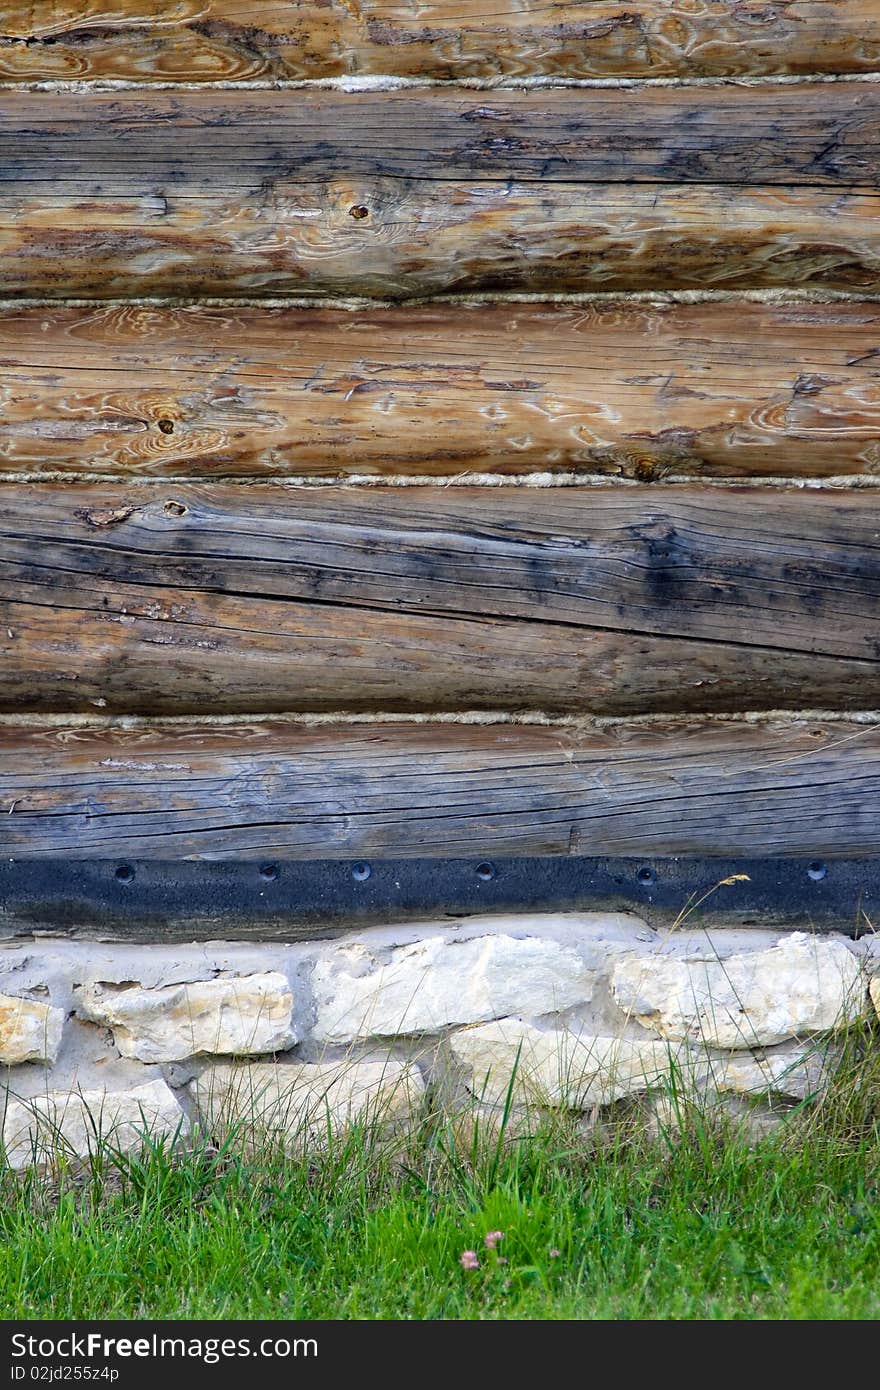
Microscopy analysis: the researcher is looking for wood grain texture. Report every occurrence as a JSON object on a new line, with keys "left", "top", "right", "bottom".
{"left": 2, "top": 0, "right": 879, "bottom": 81}
{"left": 8, "top": 181, "right": 880, "bottom": 299}
{"left": 1, "top": 86, "right": 873, "bottom": 190}
{"left": 2, "top": 716, "right": 878, "bottom": 859}
{"left": 5, "top": 87, "right": 878, "bottom": 296}
{"left": 2, "top": 86, "right": 878, "bottom": 191}
{"left": 3, "top": 482, "right": 880, "bottom": 716}
{"left": 4, "top": 300, "right": 880, "bottom": 479}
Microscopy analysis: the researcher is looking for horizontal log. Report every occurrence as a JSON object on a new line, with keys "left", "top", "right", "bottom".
{"left": 8, "top": 181, "right": 880, "bottom": 300}
{"left": 2, "top": 86, "right": 878, "bottom": 193}
{"left": 2, "top": 716, "right": 878, "bottom": 859}
{"left": 2, "top": 0, "right": 878, "bottom": 81}
{"left": 5, "top": 87, "right": 878, "bottom": 296}
{"left": 2, "top": 301, "right": 880, "bottom": 479}
{"left": 2, "top": 482, "right": 880, "bottom": 716}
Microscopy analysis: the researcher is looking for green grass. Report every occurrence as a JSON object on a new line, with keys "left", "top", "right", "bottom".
{"left": 2, "top": 1041, "right": 880, "bottom": 1320}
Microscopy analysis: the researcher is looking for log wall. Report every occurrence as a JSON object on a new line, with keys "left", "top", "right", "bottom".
{"left": 3, "top": 2, "right": 880, "bottom": 880}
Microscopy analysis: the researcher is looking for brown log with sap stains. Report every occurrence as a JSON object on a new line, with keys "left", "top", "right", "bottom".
{"left": 2, "top": 0, "right": 879, "bottom": 81}
{"left": 3, "top": 482, "right": 880, "bottom": 715}
{"left": 8, "top": 181, "right": 880, "bottom": 300}
{"left": 3, "top": 300, "right": 880, "bottom": 479}
{"left": 1, "top": 716, "right": 878, "bottom": 860}
{"left": 2, "top": 87, "right": 880, "bottom": 192}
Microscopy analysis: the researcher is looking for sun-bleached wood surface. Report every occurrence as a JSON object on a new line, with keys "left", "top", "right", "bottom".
{"left": 3, "top": 716, "right": 879, "bottom": 860}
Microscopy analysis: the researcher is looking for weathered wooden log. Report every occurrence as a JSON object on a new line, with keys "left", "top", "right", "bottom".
{"left": 2, "top": 300, "right": 880, "bottom": 479}
{"left": 2, "top": 716, "right": 878, "bottom": 859}
{"left": 3, "top": 86, "right": 877, "bottom": 190}
{"left": 4, "top": 87, "right": 878, "bottom": 296}
{"left": 2, "top": 482, "right": 880, "bottom": 715}
{"left": 8, "top": 595, "right": 873, "bottom": 718}
{"left": 2, "top": 0, "right": 878, "bottom": 81}
{"left": 7, "top": 182, "right": 880, "bottom": 300}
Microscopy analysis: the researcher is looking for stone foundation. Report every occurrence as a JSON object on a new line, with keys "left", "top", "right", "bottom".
{"left": 1, "top": 914, "right": 877, "bottom": 1169}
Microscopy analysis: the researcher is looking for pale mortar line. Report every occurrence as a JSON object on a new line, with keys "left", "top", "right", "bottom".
{"left": 4, "top": 289, "right": 880, "bottom": 312}
{"left": 0, "top": 710, "right": 878, "bottom": 731}
{"left": 4, "top": 72, "right": 880, "bottom": 92}
{"left": 0, "top": 472, "right": 878, "bottom": 490}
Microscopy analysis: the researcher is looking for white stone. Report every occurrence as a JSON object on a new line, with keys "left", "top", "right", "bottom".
{"left": 868, "top": 976, "right": 880, "bottom": 1021}
{"left": 709, "top": 1047, "right": 833, "bottom": 1101}
{"left": 611, "top": 933, "right": 865, "bottom": 1049}
{"left": 313, "top": 935, "right": 593, "bottom": 1042}
{"left": 2, "top": 1080, "right": 186, "bottom": 1170}
{"left": 0, "top": 993, "right": 64, "bottom": 1065}
{"left": 74, "top": 972, "right": 296, "bottom": 1062}
{"left": 190, "top": 1058, "right": 424, "bottom": 1151}
{"left": 450, "top": 1018, "right": 680, "bottom": 1108}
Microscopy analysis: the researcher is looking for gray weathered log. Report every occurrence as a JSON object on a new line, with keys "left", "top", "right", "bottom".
{"left": 2, "top": 482, "right": 880, "bottom": 714}
{"left": 1, "top": 717, "right": 878, "bottom": 859}
{"left": 3, "top": 86, "right": 877, "bottom": 190}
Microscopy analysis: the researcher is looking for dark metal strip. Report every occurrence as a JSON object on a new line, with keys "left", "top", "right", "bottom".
{"left": 0, "top": 856, "right": 874, "bottom": 940}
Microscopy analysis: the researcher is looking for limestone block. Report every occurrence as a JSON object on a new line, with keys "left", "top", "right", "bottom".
{"left": 313, "top": 935, "right": 593, "bottom": 1042}
{"left": 0, "top": 993, "right": 64, "bottom": 1065}
{"left": 74, "top": 972, "right": 296, "bottom": 1062}
{"left": 868, "top": 976, "right": 880, "bottom": 1021}
{"left": 2, "top": 1080, "right": 186, "bottom": 1170}
{"left": 710, "top": 1047, "right": 833, "bottom": 1101}
{"left": 611, "top": 934, "right": 864, "bottom": 1049}
{"left": 190, "top": 1058, "right": 424, "bottom": 1151}
{"left": 450, "top": 1019, "right": 680, "bottom": 1108}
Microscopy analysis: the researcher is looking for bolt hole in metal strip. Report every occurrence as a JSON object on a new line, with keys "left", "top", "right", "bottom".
{"left": 0, "top": 857, "right": 873, "bottom": 941}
